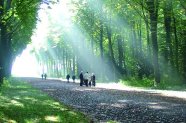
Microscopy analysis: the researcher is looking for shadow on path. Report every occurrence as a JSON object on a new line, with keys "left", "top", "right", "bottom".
{"left": 19, "top": 77, "right": 186, "bottom": 123}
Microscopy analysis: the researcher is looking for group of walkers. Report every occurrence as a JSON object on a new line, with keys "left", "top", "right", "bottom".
{"left": 66, "top": 74, "right": 76, "bottom": 83}
{"left": 66, "top": 71, "right": 96, "bottom": 87}
{"left": 41, "top": 73, "right": 47, "bottom": 80}
{"left": 79, "top": 71, "right": 96, "bottom": 87}
{"left": 41, "top": 71, "right": 96, "bottom": 87}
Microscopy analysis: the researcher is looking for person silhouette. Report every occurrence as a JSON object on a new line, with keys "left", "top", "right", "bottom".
{"left": 84, "top": 72, "right": 89, "bottom": 87}
{"left": 41, "top": 74, "right": 44, "bottom": 80}
{"left": 66, "top": 74, "right": 70, "bottom": 82}
{"left": 44, "top": 73, "right": 47, "bottom": 80}
{"left": 91, "top": 73, "right": 96, "bottom": 86}
{"left": 79, "top": 71, "right": 84, "bottom": 86}
{"left": 72, "top": 75, "right": 76, "bottom": 83}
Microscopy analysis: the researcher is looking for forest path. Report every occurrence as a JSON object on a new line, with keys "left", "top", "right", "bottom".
{"left": 21, "top": 77, "right": 186, "bottom": 123}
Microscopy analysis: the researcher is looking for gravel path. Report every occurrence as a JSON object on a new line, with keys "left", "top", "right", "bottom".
{"left": 22, "top": 78, "right": 186, "bottom": 123}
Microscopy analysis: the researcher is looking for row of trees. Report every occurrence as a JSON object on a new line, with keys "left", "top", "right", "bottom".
{"left": 35, "top": 0, "right": 186, "bottom": 84}
{"left": 0, "top": 0, "right": 59, "bottom": 85}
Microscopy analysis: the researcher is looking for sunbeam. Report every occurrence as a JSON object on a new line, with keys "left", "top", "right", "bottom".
{"left": 12, "top": 45, "right": 41, "bottom": 77}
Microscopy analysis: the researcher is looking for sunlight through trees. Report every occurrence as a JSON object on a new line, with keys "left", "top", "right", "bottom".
{"left": 1, "top": 0, "right": 186, "bottom": 86}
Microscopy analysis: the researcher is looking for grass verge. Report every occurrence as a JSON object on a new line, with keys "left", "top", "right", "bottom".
{"left": 0, "top": 78, "right": 90, "bottom": 123}
{"left": 121, "top": 77, "right": 186, "bottom": 91}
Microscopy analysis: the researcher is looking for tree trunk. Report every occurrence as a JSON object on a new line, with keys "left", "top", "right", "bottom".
{"left": 91, "top": 12, "right": 94, "bottom": 54}
{"left": 132, "top": 22, "right": 138, "bottom": 57}
{"left": 129, "top": 28, "right": 135, "bottom": 58}
{"left": 100, "top": 21, "right": 104, "bottom": 60}
{"left": 0, "top": 0, "right": 13, "bottom": 84}
{"left": 0, "top": 0, "right": 4, "bottom": 84}
{"left": 173, "top": 13, "right": 179, "bottom": 72}
{"left": 117, "top": 35, "right": 124, "bottom": 70}
{"left": 0, "top": 23, "right": 10, "bottom": 82}
{"left": 106, "top": 24, "right": 115, "bottom": 65}
{"left": 137, "top": 20, "right": 143, "bottom": 54}
{"left": 63, "top": 48, "right": 66, "bottom": 77}
{"left": 146, "top": 0, "right": 160, "bottom": 84}
{"left": 164, "top": 0, "right": 174, "bottom": 67}
{"left": 72, "top": 54, "right": 75, "bottom": 75}
{"left": 182, "top": 20, "right": 186, "bottom": 82}
{"left": 145, "top": 17, "right": 153, "bottom": 76}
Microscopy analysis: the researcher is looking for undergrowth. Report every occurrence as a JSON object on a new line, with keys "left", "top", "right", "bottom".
{"left": 121, "top": 77, "right": 186, "bottom": 91}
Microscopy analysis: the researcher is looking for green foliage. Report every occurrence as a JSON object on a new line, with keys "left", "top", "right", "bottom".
{"left": 11, "top": 0, "right": 41, "bottom": 57}
{"left": 0, "top": 0, "right": 43, "bottom": 80}
{"left": 122, "top": 77, "right": 154, "bottom": 88}
{"left": 1, "top": 78, "right": 10, "bottom": 88}
{"left": 0, "top": 78, "right": 90, "bottom": 123}
{"left": 157, "top": 76, "right": 186, "bottom": 90}
{"left": 32, "top": 0, "right": 186, "bottom": 85}
{"left": 121, "top": 77, "right": 186, "bottom": 90}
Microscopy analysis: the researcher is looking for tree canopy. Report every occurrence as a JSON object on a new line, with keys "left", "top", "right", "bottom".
{"left": 0, "top": 0, "right": 44, "bottom": 84}
{"left": 33, "top": 0, "right": 186, "bottom": 85}
{"left": 1, "top": 0, "right": 186, "bottom": 86}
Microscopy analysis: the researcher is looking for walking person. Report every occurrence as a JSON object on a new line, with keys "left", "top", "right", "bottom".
{"left": 72, "top": 75, "right": 76, "bottom": 83}
{"left": 44, "top": 73, "right": 47, "bottom": 80}
{"left": 79, "top": 71, "right": 84, "bottom": 86}
{"left": 84, "top": 72, "right": 89, "bottom": 87}
{"left": 41, "top": 74, "right": 44, "bottom": 80}
{"left": 91, "top": 73, "right": 96, "bottom": 86}
{"left": 66, "top": 74, "right": 70, "bottom": 83}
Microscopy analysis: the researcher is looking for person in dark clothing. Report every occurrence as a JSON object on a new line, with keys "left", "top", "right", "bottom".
{"left": 91, "top": 73, "right": 96, "bottom": 86}
{"left": 72, "top": 75, "right": 76, "bottom": 83}
{"left": 89, "top": 79, "right": 92, "bottom": 86}
{"left": 44, "top": 73, "right": 47, "bottom": 80}
{"left": 79, "top": 71, "right": 84, "bottom": 86}
{"left": 66, "top": 74, "right": 70, "bottom": 82}
{"left": 41, "top": 74, "right": 44, "bottom": 80}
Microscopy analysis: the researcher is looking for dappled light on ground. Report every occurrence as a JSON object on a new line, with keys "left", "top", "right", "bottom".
{"left": 23, "top": 78, "right": 186, "bottom": 122}
{"left": 0, "top": 78, "right": 90, "bottom": 123}
{"left": 45, "top": 116, "right": 60, "bottom": 122}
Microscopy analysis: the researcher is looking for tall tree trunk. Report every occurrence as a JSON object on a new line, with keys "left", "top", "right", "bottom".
{"left": 182, "top": 20, "right": 186, "bottom": 82}
{"left": 72, "top": 54, "right": 75, "bottom": 75}
{"left": 99, "top": 20, "right": 104, "bottom": 79}
{"left": 0, "top": 0, "right": 13, "bottom": 84}
{"left": 69, "top": 57, "right": 72, "bottom": 75}
{"left": 122, "top": 36, "right": 126, "bottom": 73}
{"left": 91, "top": 12, "right": 94, "bottom": 54}
{"left": 132, "top": 22, "right": 138, "bottom": 57}
{"left": 145, "top": 17, "right": 153, "bottom": 76}
{"left": 137, "top": 20, "right": 143, "bottom": 54}
{"left": 130, "top": 28, "right": 135, "bottom": 58}
{"left": 0, "top": 25, "right": 6, "bottom": 83}
{"left": 106, "top": 24, "right": 115, "bottom": 65}
{"left": 173, "top": 13, "right": 179, "bottom": 72}
{"left": 164, "top": 0, "right": 174, "bottom": 67}
{"left": 100, "top": 21, "right": 104, "bottom": 60}
{"left": 63, "top": 48, "right": 66, "bottom": 77}
{"left": 146, "top": 0, "right": 160, "bottom": 84}
{"left": 117, "top": 35, "right": 124, "bottom": 71}
{"left": 65, "top": 49, "right": 69, "bottom": 74}
{"left": 0, "top": 0, "right": 4, "bottom": 84}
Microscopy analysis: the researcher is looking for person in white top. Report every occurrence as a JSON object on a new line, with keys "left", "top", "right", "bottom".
{"left": 84, "top": 72, "right": 89, "bottom": 87}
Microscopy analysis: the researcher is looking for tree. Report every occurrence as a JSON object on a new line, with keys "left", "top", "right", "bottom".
{"left": 33, "top": 0, "right": 186, "bottom": 84}
{"left": 0, "top": 0, "right": 44, "bottom": 84}
{"left": 146, "top": 0, "right": 160, "bottom": 84}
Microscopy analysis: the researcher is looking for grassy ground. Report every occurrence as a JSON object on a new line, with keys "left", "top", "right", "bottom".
{"left": 0, "top": 78, "right": 90, "bottom": 123}
{"left": 121, "top": 77, "right": 186, "bottom": 91}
